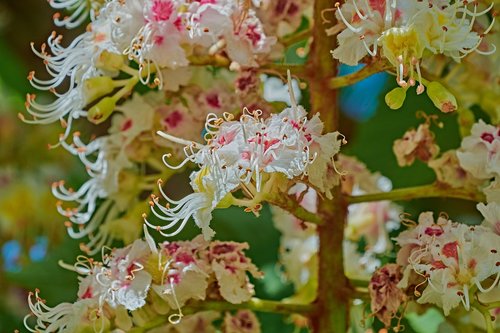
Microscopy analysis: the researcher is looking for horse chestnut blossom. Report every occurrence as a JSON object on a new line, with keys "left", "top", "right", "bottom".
{"left": 21, "top": 0, "right": 276, "bottom": 143}
{"left": 368, "top": 264, "right": 407, "bottom": 328}
{"left": 13, "top": 0, "right": 500, "bottom": 331}
{"left": 145, "top": 86, "right": 344, "bottom": 239}
{"left": 396, "top": 212, "right": 500, "bottom": 316}
{"left": 329, "top": 0, "right": 495, "bottom": 92}
{"left": 25, "top": 229, "right": 261, "bottom": 332}
{"left": 457, "top": 120, "right": 500, "bottom": 180}
{"left": 393, "top": 122, "right": 440, "bottom": 167}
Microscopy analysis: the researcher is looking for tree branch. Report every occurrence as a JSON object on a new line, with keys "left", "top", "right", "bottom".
{"left": 185, "top": 298, "right": 315, "bottom": 315}
{"left": 329, "top": 61, "right": 391, "bottom": 89}
{"left": 267, "top": 195, "right": 324, "bottom": 225}
{"left": 346, "top": 183, "right": 485, "bottom": 204}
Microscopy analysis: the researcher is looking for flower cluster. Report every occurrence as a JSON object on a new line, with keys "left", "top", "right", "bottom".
{"left": 329, "top": 0, "right": 495, "bottom": 93}
{"left": 21, "top": 0, "right": 278, "bottom": 144}
{"left": 395, "top": 212, "right": 500, "bottom": 316}
{"left": 44, "top": 69, "right": 275, "bottom": 253}
{"left": 393, "top": 121, "right": 440, "bottom": 167}
{"left": 25, "top": 230, "right": 261, "bottom": 332}
{"left": 145, "top": 93, "right": 344, "bottom": 240}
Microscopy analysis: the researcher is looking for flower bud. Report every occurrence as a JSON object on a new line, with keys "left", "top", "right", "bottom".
{"left": 96, "top": 50, "right": 125, "bottom": 72}
{"left": 87, "top": 97, "right": 116, "bottom": 124}
{"left": 83, "top": 76, "right": 115, "bottom": 105}
{"left": 426, "top": 81, "right": 457, "bottom": 113}
{"left": 385, "top": 87, "right": 407, "bottom": 110}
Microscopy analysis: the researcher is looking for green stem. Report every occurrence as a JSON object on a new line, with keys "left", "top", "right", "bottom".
{"left": 280, "top": 28, "right": 312, "bottom": 48}
{"left": 472, "top": 304, "right": 495, "bottom": 333}
{"left": 329, "top": 62, "right": 391, "bottom": 89}
{"left": 347, "top": 183, "right": 485, "bottom": 204}
{"left": 131, "top": 299, "right": 315, "bottom": 333}
{"left": 184, "top": 298, "right": 315, "bottom": 315}
{"left": 267, "top": 194, "right": 324, "bottom": 225}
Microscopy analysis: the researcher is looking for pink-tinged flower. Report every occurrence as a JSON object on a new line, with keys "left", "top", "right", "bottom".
{"left": 208, "top": 241, "right": 262, "bottom": 303}
{"left": 330, "top": 1, "right": 495, "bottom": 90}
{"left": 109, "top": 93, "right": 155, "bottom": 144}
{"left": 145, "top": 86, "right": 344, "bottom": 239}
{"left": 152, "top": 236, "right": 210, "bottom": 308}
{"left": 393, "top": 123, "right": 439, "bottom": 167}
{"left": 369, "top": 264, "right": 407, "bottom": 327}
{"left": 428, "top": 150, "right": 483, "bottom": 190}
{"left": 477, "top": 202, "right": 500, "bottom": 236}
{"left": 223, "top": 310, "right": 261, "bottom": 333}
{"left": 257, "top": 0, "right": 311, "bottom": 37}
{"left": 76, "top": 239, "right": 153, "bottom": 311}
{"left": 457, "top": 120, "right": 500, "bottom": 180}
{"left": 395, "top": 212, "right": 500, "bottom": 316}
{"left": 24, "top": 291, "right": 106, "bottom": 333}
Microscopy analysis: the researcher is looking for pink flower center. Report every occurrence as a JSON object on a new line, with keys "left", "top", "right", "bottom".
{"left": 121, "top": 118, "right": 133, "bottom": 132}
{"left": 154, "top": 35, "right": 164, "bottom": 45}
{"left": 163, "top": 110, "right": 183, "bottom": 129}
{"left": 245, "top": 24, "right": 261, "bottom": 46}
{"left": 206, "top": 93, "right": 221, "bottom": 108}
{"left": 424, "top": 227, "right": 443, "bottom": 237}
{"left": 481, "top": 132, "right": 494, "bottom": 143}
{"left": 152, "top": 0, "right": 174, "bottom": 22}
{"left": 442, "top": 241, "right": 459, "bottom": 261}
{"left": 81, "top": 286, "right": 93, "bottom": 299}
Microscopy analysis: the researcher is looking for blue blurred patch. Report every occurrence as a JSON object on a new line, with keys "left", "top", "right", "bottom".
{"left": 29, "top": 236, "right": 48, "bottom": 262}
{"left": 2, "top": 240, "right": 21, "bottom": 272}
{"left": 339, "top": 64, "right": 388, "bottom": 121}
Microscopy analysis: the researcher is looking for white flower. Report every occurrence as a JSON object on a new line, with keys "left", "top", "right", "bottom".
{"left": 457, "top": 120, "right": 500, "bottom": 179}
{"left": 330, "top": 1, "right": 495, "bottom": 89}
{"left": 77, "top": 239, "right": 153, "bottom": 311}
{"left": 395, "top": 212, "right": 500, "bottom": 316}
{"left": 477, "top": 202, "right": 500, "bottom": 235}
{"left": 146, "top": 85, "right": 343, "bottom": 239}
{"left": 209, "top": 241, "right": 262, "bottom": 304}
{"left": 25, "top": 291, "right": 105, "bottom": 333}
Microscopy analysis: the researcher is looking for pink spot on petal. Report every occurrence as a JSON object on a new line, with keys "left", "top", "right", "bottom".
{"left": 206, "top": 93, "right": 221, "bottom": 109}
{"left": 81, "top": 286, "right": 93, "bottom": 299}
{"left": 481, "top": 132, "right": 494, "bottom": 143}
{"left": 442, "top": 241, "right": 459, "bottom": 261}
{"left": 163, "top": 110, "right": 183, "bottom": 129}
{"left": 152, "top": 0, "right": 174, "bottom": 22}
{"left": 121, "top": 119, "right": 133, "bottom": 132}
{"left": 424, "top": 227, "right": 443, "bottom": 237}
{"left": 154, "top": 35, "right": 164, "bottom": 45}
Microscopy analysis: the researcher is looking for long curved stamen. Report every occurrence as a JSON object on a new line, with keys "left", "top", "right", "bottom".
{"left": 167, "top": 278, "right": 184, "bottom": 325}
{"left": 352, "top": 0, "right": 367, "bottom": 20}
{"left": 335, "top": 2, "right": 363, "bottom": 33}
{"left": 360, "top": 36, "right": 378, "bottom": 56}
{"left": 459, "top": 284, "right": 470, "bottom": 311}
{"left": 474, "top": 271, "right": 500, "bottom": 293}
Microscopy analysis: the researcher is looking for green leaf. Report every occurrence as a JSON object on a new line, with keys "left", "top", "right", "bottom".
{"left": 406, "top": 308, "right": 445, "bottom": 333}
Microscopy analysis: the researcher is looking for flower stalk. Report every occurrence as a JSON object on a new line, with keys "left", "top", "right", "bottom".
{"left": 347, "top": 183, "right": 485, "bottom": 204}
{"left": 307, "top": 1, "right": 350, "bottom": 332}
